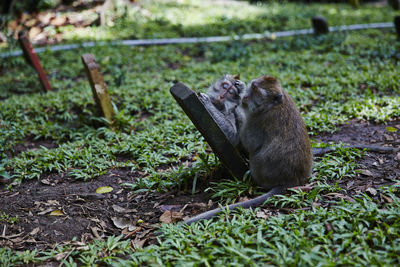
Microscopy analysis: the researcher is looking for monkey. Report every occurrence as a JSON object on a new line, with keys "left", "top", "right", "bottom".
{"left": 200, "top": 74, "right": 246, "bottom": 148}
{"left": 239, "top": 75, "right": 313, "bottom": 189}
{"left": 191, "top": 75, "right": 312, "bottom": 225}
{"left": 190, "top": 75, "right": 398, "bottom": 225}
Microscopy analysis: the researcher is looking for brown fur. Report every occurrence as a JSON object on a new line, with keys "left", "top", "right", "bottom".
{"left": 240, "top": 75, "right": 312, "bottom": 189}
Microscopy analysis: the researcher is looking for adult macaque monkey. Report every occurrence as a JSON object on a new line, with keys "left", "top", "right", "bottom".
{"left": 190, "top": 75, "right": 313, "bottom": 225}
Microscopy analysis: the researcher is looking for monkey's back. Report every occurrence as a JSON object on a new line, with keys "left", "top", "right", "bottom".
{"left": 241, "top": 90, "right": 312, "bottom": 189}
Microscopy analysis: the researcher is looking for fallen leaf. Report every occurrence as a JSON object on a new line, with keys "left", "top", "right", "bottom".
{"left": 384, "top": 134, "right": 394, "bottom": 141}
{"left": 112, "top": 204, "right": 137, "bottom": 213}
{"left": 131, "top": 238, "right": 147, "bottom": 249}
{"left": 365, "top": 187, "right": 377, "bottom": 196}
{"left": 29, "top": 27, "right": 42, "bottom": 40}
{"left": 40, "top": 179, "right": 52, "bottom": 185}
{"left": 111, "top": 217, "right": 136, "bottom": 231}
{"left": 346, "top": 180, "right": 354, "bottom": 190}
{"left": 256, "top": 210, "right": 270, "bottom": 219}
{"left": 51, "top": 16, "right": 67, "bottom": 27}
{"left": 50, "top": 209, "right": 65, "bottom": 216}
{"left": 359, "top": 169, "right": 373, "bottom": 177}
{"left": 30, "top": 227, "right": 40, "bottom": 236}
{"left": 38, "top": 207, "right": 54, "bottom": 215}
{"left": 386, "top": 126, "right": 398, "bottom": 133}
{"left": 96, "top": 186, "right": 113, "bottom": 194}
{"left": 396, "top": 153, "right": 400, "bottom": 162}
{"left": 325, "top": 193, "right": 355, "bottom": 203}
{"left": 91, "top": 227, "right": 101, "bottom": 239}
{"left": 25, "top": 18, "right": 37, "bottom": 27}
{"left": 47, "top": 200, "right": 60, "bottom": 206}
{"left": 159, "top": 210, "right": 183, "bottom": 224}
{"left": 380, "top": 193, "right": 393, "bottom": 203}
{"left": 54, "top": 251, "right": 69, "bottom": 261}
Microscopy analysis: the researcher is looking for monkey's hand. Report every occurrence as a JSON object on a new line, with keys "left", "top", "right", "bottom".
{"left": 198, "top": 93, "right": 212, "bottom": 105}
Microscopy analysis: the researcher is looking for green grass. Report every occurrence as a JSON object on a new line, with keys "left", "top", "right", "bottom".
{"left": 0, "top": 0, "right": 400, "bottom": 265}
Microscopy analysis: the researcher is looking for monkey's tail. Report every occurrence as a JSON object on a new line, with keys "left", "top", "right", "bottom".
{"left": 184, "top": 186, "right": 286, "bottom": 225}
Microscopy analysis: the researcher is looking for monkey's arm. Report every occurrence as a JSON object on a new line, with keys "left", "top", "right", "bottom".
{"left": 184, "top": 186, "right": 285, "bottom": 225}
{"left": 312, "top": 144, "right": 398, "bottom": 156}
{"left": 198, "top": 93, "right": 240, "bottom": 147}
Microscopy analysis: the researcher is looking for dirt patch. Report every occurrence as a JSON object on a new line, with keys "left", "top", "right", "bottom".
{"left": 313, "top": 118, "right": 400, "bottom": 195}
{"left": 314, "top": 118, "right": 400, "bottom": 147}
{"left": 0, "top": 168, "right": 212, "bottom": 251}
{"left": 9, "top": 138, "right": 58, "bottom": 157}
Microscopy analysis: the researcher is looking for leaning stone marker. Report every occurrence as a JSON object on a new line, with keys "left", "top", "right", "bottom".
{"left": 170, "top": 82, "right": 248, "bottom": 179}
{"left": 81, "top": 54, "right": 115, "bottom": 123}
{"left": 312, "top": 16, "right": 329, "bottom": 35}
{"left": 18, "top": 33, "right": 52, "bottom": 92}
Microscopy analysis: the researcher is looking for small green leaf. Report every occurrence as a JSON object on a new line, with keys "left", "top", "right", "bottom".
{"left": 96, "top": 186, "right": 114, "bottom": 194}
{"left": 386, "top": 127, "right": 397, "bottom": 133}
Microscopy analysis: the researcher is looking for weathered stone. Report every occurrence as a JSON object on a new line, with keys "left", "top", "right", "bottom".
{"left": 312, "top": 16, "right": 329, "bottom": 35}
{"left": 170, "top": 82, "right": 248, "bottom": 179}
{"left": 18, "top": 32, "right": 52, "bottom": 92}
{"left": 81, "top": 54, "right": 115, "bottom": 123}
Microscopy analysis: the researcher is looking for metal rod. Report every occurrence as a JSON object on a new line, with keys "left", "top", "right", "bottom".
{"left": 0, "top": 22, "right": 394, "bottom": 59}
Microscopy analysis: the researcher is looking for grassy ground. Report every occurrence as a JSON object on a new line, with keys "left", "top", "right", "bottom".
{"left": 0, "top": 0, "right": 399, "bottom": 265}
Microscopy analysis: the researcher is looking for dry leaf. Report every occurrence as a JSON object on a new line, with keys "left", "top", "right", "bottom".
{"left": 380, "top": 193, "right": 393, "bottom": 203}
{"left": 96, "top": 186, "right": 113, "bottom": 194}
{"left": 54, "top": 251, "right": 69, "bottom": 261}
{"left": 50, "top": 209, "right": 65, "bottom": 216}
{"left": 325, "top": 193, "right": 355, "bottom": 203}
{"left": 256, "top": 210, "right": 270, "bottom": 219}
{"left": 131, "top": 238, "right": 147, "bottom": 249}
{"left": 40, "top": 179, "right": 52, "bottom": 185}
{"left": 51, "top": 16, "right": 67, "bottom": 27}
{"left": 38, "top": 207, "right": 54, "bottom": 215}
{"left": 91, "top": 227, "right": 101, "bottom": 239}
{"left": 384, "top": 134, "right": 394, "bottom": 141}
{"left": 111, "top": 217, "right": 136, "bottom": 231}
{"left": 159, "top": 210, "right": 183, "bottom": 224}
{"left": 112, "top": 204, "right": 137, "bottom": 213}
{"left": 365, "top": 187, "right": 377, "bottom": 196}
{"left": 47, "top": 200, "right": 60, "bottom": 206}
{"left": 29, "top": 27, "right": 42, "bottom": 40}
{"left": 30, "top": 227, "right": 40, "bottom": 236}
{"left": 359, "top": 169, "right": 373, "bottom": 177}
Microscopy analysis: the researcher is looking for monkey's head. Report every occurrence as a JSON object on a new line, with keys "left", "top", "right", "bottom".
{"left": 208, "top": 74, "right": 245, "bottom": 111}
{"left": 242, "top": 75, "right": 284, "bottom": 113}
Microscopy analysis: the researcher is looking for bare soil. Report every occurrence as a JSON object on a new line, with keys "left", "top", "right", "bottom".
{"left": 0, "top": 119, "right": 399, "bottom": 252}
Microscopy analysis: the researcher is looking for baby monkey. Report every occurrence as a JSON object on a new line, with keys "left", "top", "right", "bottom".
{"left": 201, "top": 74, "right": 245, "bottom": 147}
{"left": 189, "top": 75, "right": 312, "bottom": 225}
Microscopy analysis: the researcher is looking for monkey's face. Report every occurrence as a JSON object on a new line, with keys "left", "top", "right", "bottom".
{"left": 209, "top": 74, "right": 245, "bottom": 111}
{"left": 242, "top": 76, "right": 283, "bottom": 113}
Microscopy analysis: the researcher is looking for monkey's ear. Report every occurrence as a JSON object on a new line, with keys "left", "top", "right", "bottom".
{"left": 233, "top": 74, "right": 240, "bottom": 80}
